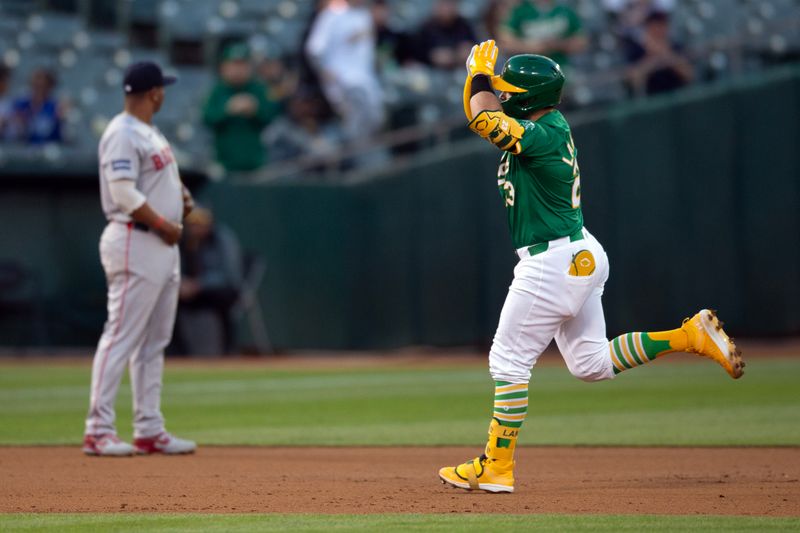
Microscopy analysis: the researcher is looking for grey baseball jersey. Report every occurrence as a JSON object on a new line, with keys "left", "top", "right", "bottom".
{"left": 99, "top": 112, "right": 183, "bottom": 223}
{"left": 86, "top": 112, "right": 182, "bottom": 440}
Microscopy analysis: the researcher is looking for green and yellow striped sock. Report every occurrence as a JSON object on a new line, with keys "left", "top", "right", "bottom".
{"left": 492, "top": 381, "right": 528, "bottom": 448}
{"left": 609, "top": 329, "right": 689, "bottom": 374}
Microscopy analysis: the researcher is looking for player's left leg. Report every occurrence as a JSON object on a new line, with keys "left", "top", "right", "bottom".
{"left": 129, "top": 251, "right": 196, "bottom": 454}
{"left": 439, "top": 256, "right": 564, "bottom": 493}
{"left": 129, "top": 275, "right": 175, "bottom": 441}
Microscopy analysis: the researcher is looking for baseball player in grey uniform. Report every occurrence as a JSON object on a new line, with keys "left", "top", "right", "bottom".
{"left": 83, "top": 62, "right": 197, "bottom": 456}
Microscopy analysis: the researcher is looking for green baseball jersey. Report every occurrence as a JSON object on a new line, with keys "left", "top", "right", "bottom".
{"left": 496, "top": 110, "right": 583, "bottom": 249}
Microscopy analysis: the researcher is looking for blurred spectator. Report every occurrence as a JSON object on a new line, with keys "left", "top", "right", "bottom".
{"left": 9, "top": 68, "right": 64, "bottom": 144}
{"left": 624, "top": 11, "right": 693, "bottom": 96}
{"left": 603, "top": 0, "right": 675, "bottom": 20}
{"left": 411, "top": 0, "right": 476, "bottom": 70}
{"left": 202, "top": 43, "right": 280, "bottom": 172}
{"left": 0, "top": 65, "right": 11, "bottom": 140}
{"left": 176, "top": 207, "right": 244, "bottom": 355}
{"left": 297, "top": 0, "right": 337, "bottom": 124}
{"left": 483, "top": 0, "right": 516, "bottom": 40}
{"left": 603, "top": 0, "right": 675, "bottom": 41}
{"left": 371, "top": 0, "right": 414, "bottom": 71}
{"left": 305, "top": 0, "right": 385, "bottom": 146}
{"left": 499, "top": 0, "right": 587, "bottom": 68}
{"left": 264, "top": 87, "right": 341, "bottom": 164}
{"left": 257, "top": 54, "right": 298, "bottom": 107}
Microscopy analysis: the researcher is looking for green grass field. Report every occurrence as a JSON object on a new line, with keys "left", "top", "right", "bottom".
{"left": 0, "top": 356, "right": 798, "bottom": 446}
{"left": 2, "top": 355, "right": 798, "bottom": 531}
{"left": 3, "top": 513, "right": 800, "bottom": 532}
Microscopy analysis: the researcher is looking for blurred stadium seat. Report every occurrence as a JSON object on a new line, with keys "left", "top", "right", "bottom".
{"left": 0, "top": 0, "right": 796, "bottom": 174}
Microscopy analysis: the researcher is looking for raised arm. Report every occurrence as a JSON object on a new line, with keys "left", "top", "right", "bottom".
{"left": 469, "top": 78, "right": 501, "bottom": 117}
{"left": 462, "top": 40, "right": 499, "bottom": 121}
{"left": 463, "top": 40, "right": 525, "bottom": 154}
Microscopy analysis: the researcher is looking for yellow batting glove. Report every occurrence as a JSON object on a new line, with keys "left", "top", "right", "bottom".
{"left": 465, "top": 40, "right": 499, "bottom": 78}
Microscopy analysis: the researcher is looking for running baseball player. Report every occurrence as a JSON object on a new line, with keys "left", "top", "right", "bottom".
{"left": 439, "top": 41, "right": 745, "bottom": 493}
{"left": 83, "top": 61, "right": 196, "bottom": 456}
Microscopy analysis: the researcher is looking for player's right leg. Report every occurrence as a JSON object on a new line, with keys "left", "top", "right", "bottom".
{"left": 556, "top": 231, "right": 744, "bottom": 380}
{"left": 85, "top": 270, "right": 163, "bottom": 453}
{"left": 555, "top": 284, "right": 616, "bottom": 382}
{"left": 606, "top": 310, "right": 744, "bottom": 378}
{"left": 559, "top": 307, "right": 744, "bottom": 380}
{"left": 84, "top": 225, "right": 163, "bottom": 455}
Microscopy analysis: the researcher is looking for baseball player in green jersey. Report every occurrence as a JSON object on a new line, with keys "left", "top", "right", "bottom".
{"left": 439, "top": 40, "right": 745, "bottom": 494}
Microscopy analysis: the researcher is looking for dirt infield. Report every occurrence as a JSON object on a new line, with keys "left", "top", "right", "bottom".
{"left": 2, "top": 446, "right": 798, "bottom": 515}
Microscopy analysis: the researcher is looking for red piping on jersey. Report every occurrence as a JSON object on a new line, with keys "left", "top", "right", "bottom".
{"left": 89, "top": 224, "right": 132, "bottom": 434}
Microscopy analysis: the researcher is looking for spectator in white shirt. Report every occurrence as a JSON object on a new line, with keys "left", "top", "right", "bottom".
{"left": 305, "top": 0, "right": 385, "bottom": 150}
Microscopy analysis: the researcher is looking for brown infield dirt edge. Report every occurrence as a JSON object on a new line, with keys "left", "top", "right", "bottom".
{"left": 2, "top": 446, "right": 799, "bottom": 515}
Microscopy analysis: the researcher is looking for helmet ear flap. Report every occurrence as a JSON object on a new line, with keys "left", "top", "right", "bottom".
{"left": 517, "top": 93, "right": 536, "bottom": 112}
{"left": 501, "top": 91, "right": 535, "bottom": 119}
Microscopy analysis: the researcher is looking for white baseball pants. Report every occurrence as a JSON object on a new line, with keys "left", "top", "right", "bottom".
{"left": 85, "top": 222, "right": 179, "bottom": 439}
{"left": 489, "top": 228, "right": 616, "bottom": 384}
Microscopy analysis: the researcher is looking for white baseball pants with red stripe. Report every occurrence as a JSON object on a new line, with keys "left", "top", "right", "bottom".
{"left": 489, "top": 228, "right": 617, "bottom": 384}
{"left": 85, "top": 222, "right": 179, "bottom": 439}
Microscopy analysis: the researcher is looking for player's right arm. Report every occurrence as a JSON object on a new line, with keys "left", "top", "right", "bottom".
{"left": 102, "top": 129, "right": 182, "bottom": 245}
{"left": 129, "top": 203, "right": 182, "bottom": 245}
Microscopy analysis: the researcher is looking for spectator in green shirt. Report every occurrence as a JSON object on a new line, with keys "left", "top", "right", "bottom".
{"left": 499, "top": 0, "right": 587, "bottom": 67}
{"left": 203, "top": 43, "right": 280, "bottom": 172}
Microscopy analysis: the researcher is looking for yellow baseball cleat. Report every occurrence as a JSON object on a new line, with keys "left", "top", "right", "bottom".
{"left": 681, "top": 309, "right": 745, "bottom": 379}
{"left": 439, "top": 454, "right": 515, "bottom": 493}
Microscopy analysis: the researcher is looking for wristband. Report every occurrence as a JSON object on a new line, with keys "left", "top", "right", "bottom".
{"left": 470, "top": 74, "right": 493, "bottom": 97}
{"left": 153, "top": 216, "right": 165, "bottom": 230}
